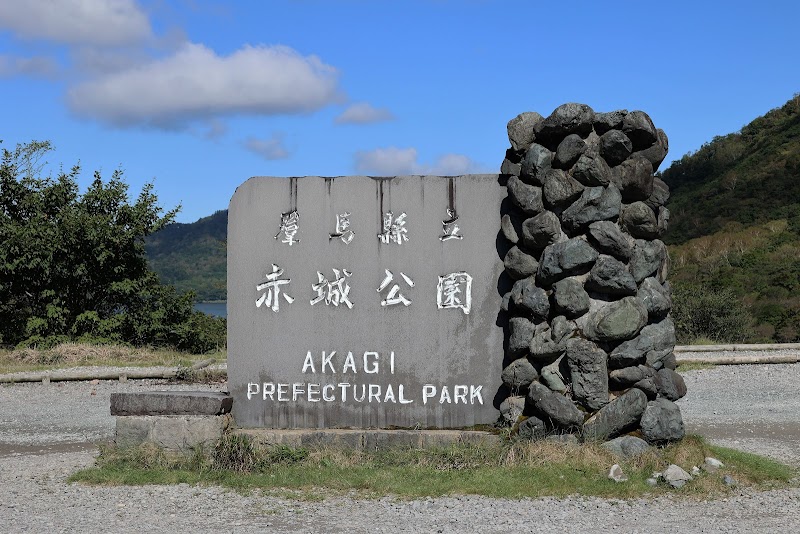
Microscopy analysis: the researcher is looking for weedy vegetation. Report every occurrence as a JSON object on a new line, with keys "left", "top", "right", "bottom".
{"left": 69, "top": 434, "right": 797, "bottom": 500}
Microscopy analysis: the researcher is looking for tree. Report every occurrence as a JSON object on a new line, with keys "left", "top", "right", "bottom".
{"left": 0, "top": 140, "right": 224, "bottom": 351}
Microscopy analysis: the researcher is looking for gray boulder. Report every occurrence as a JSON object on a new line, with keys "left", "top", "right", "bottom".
{"left": 499, "top": 395, "right": 526, "bottom": 424}
{"left": 609, "top": 364, "right": 656, "bottom": 389}
{"left": 663, "top": 463, "right": 692, "bottom": 488}
{"left": 504, "top": 246, "right": 539, "bottom": 280}
{"left": 633, "top": 128, "right": 669, "bottom": 172}
{"left": 662, "top": 352, "right": 678, "bottom": 370}
{"left": 608, "top": 464, "right": 628, "bottom": 482}
{"left": 622, "top": 110, "right": 658, "bottom": 150}
{"left": 570, "top": 153, "right": 613, "bottom": 187}
{"left": 554, "top": 134, "right": 587, "bottom": 169}
{"left": 645, "top": 176, "right": 671, "bottom": 211}
{"left": 583, "top": 296, "right": 648, "bottom": 342}
{"left": 501, "top": 357, "right": 538, "bottom": 390}
{"left": 630, "top": 239, "right": 667, "bottom": 283}
{"left": 500, "top": 158, "right": 521, "bottom": 177}
{"left": 561, "top": 183, "right": 622, "bottom": 233}
{"left": 501, "top": 213, "right": 519, "bottom": 244}
{"left": 566, "top": 338, "right": 609, "bottom": 411}
{"left": 500, "top": 291, "right": 512, "bottom": 312}
{"left": 552, "top": 277, "right": 591, "bottom": 318}
{"left": 540, "top": 354, "right": 568, "bottom": 393}
{"left": 582, "top": 388, "right": 647, "bottom": 441}
{"left": 609, "top": 317, "right": 676, "bottom": 369}
{"left": 543, "top": 168, "right": 584, "bottom": 209}
{"left": 657, "top": 206, "right": 670, "bottom": 236}
{"left": 507, "top": 111, "right": 543, "bottom": 152}
{"left": 537, "top": 238, "right": 599, "bottom": 286}
{"left": 529, "top": 323, "right": 566, "bottom": 362}
{"left": 587, "top": 221, "right": 633, "bottom": 261}
{"left": 586, "top": 255, "right": 638, "bottom": 296}
{"left": 520, "top": 143, "right": 553, "bottom": 185}
{"left": 521, "top": 211, "right": 561, "bottom": 250}
{"left": 612, "top": 157, "right": 654, "bottom": 202}
{"left": 508, "top": 316, "right": 535, "bottom": 357}
{"left": 537, "top": 103, "right": 595, "bottom": 145}
{"left": 593, "top": 109, "right": 628, "bottom": 134}
{"left": 602, "top": 435, "right": 651, "bottom": 459}
{"left": 517, "top": 415, "right": 548, "bottom": 440}
{"left": 526, "top": 381, "right": 584, "bottom": 430}
{"left": 583, "top": 130, "right": 601, "bottom": 156}
{"left": 640, "top": 398, "right": 685, "bottom": 444}
{"left": 620, "top": 202, "right": 659, "bottom": 239}
{"left": 551, "top": 315, "right": 577, "bottom": 342}
{"left": 510, "top": 277, "right": 550, "bottom": 320}
{"left": 599, "top": 130, "right": 633, "bottom": 166}
{"left": 637, "top": 277, "right": 672, "bottom": 320}
{"left": 507, "top": 175, "right": 544, "bottom": 215}
{"left": 633, "top": 377, "right": 658, "bottom": 399}
{"left": 654, "top": 368, "right": 687, "bottom": 401}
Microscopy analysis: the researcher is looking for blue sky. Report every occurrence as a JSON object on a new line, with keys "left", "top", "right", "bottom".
{"left": 1, "top": 1, "right": 798, "bottom": 223}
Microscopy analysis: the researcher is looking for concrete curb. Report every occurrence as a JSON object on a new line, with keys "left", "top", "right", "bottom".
{"left": 675, "top": 343, "right": 800, "bottom": 352}
{"left": 0, "top": 358, "right": 219, "bottom": 383}
{"left": 675, "top": 354, "right": 800, "bottom": 365}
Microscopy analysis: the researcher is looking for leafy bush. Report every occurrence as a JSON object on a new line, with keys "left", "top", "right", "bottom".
{"left": 0, "top": 140, "right": 225, "bottom": 351}
{"left": 671, "top": 283, "right": 754, "bottom": 343}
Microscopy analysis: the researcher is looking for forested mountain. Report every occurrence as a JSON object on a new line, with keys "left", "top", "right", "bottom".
{"left": 662, "top": 94, "right": 800, "bottom": 342}
{"left": 146, "top": 95, "right": 800, "bottom": 341}
{"left": 663, "top": 94, "right": 800, "bottom": 244}
{"left": 145, "top": 210, "right": 227, "bottom": 301}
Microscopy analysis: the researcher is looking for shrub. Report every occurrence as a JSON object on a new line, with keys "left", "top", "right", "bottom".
{"left": 671, "top": 283, "right": 754, "bottom": 343}
{"left": 1, "top": 140, "right": 224, "bottom": 350}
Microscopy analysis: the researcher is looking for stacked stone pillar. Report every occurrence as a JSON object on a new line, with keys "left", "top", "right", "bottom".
{"left": 498, "top": 103, "right": 686, "bottom": 444}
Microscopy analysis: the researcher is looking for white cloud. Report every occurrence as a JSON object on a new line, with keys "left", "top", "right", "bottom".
{"left": 354, "top": 147, "right": 482, "bottom": 176}
{"left": 426, "top": 154, "right": 480, "bottom": 176}
{"left": 0, "top": 55, "right": 59, "bottom": 78}
{"left": 335, "top": 102, "right": 394, "bottom": 124}
{"left": 0, "top": 0, "right": 152, "bottom": 46}
{"left": 70, "top": 46, "right": 151, "bottom": 76}
{"left": 66, "top": 43, "right": 342, "bottom": 128}
{"left": 355, "top": 147, "right": 418, "bottom": 175}
{"left": 243, "top": 134, "right": 289, "bottom": 160}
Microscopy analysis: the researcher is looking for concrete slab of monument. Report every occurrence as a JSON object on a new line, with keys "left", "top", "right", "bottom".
{"left": 227, "top": 174, "right": 508, "bottom": 429}
{"left": 112, "top": 391, "right": 233, "bottom": 450}
{"left": 110, "top": 391, "right": 233, "bottom": 416}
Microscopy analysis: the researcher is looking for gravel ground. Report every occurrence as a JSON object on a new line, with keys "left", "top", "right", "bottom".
{"left": 1, "top": 361, "right": 799, "bottom": 533}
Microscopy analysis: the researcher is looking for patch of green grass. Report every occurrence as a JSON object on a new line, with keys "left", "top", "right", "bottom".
{"left": 68, "top": 434, "right": 797, "bottom": 500}
{"left": 676, "top": 362, "right": 718, "bottom": 372}
{"left": 707, "top": 443, "right": 796, "bottom": 484}
{"left": 689, "top": 337, "right": 720, "bottom": 346}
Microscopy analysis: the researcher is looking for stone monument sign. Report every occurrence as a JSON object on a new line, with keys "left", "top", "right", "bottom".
{"left": 228, "top": 175, "right": 506, "bottom": 429}
{"left": 228, "top": 103, "right": 685, "bottom": 444}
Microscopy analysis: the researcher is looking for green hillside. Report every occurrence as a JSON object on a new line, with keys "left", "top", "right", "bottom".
{"left": 145, "top": 210, "right": 227, "bottom": 301}
{"left": 662, "top": 94, "right": 800, "bottom": 244}
{"left": 662, "top": 94, "right": 800, "bottom": 342}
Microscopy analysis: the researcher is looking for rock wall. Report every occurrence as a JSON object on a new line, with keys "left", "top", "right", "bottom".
{"left": 498, "top": 103, "right": 686, "bottom": 444}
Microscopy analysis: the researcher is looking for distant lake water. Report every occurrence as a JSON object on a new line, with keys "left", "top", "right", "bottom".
{"left": 195, "top": 301, "right": 227, "bottom": 318}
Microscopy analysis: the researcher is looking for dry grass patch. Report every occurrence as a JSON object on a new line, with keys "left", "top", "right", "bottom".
{"left": 0, "top": 342, "right": 225, "bottom": 374}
